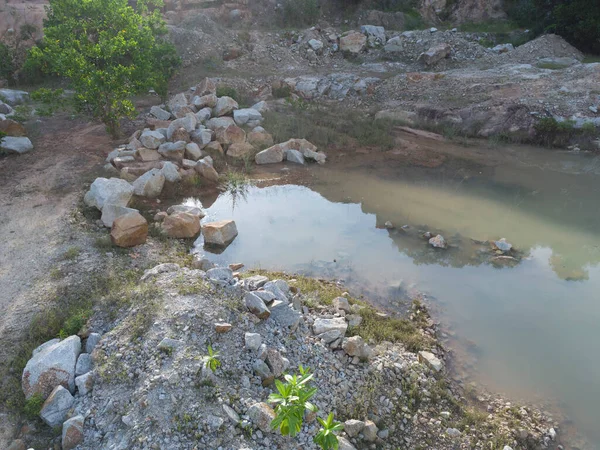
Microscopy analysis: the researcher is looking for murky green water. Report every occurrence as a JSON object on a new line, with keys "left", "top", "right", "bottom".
{"left": 191, "top": 146, "right": 600, "bottom": 448}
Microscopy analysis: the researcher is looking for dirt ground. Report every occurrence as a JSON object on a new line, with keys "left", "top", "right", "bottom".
{"left": 0, "top": 115, "right": 111, "bottom": 445}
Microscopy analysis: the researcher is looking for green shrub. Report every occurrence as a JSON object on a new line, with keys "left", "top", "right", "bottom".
{"left": 23, "top": 393, "right": 44, "bottom": 420}
{"left": 0, "top": 43, "right": 15, "bottom": 82}
{"left": 216, "top": 86, "right": 239, "bottom": 101}
{"left": 58, "top": 309, "right": 91, "bottom": 338}
{"left": 280, "top": 0, "right": 319, "bottom": 27}
{"left": 272, "top": 84, "right": 292, "bottom": 99}
{"left": 204, "top": 345, "right": 221, "bottom": 372}
{"left": 314, "top": 413, "right": 343, "bottom": 450}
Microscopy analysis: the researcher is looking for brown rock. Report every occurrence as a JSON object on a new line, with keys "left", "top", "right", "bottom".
{"left": 419, "top": 43, "right": 452, "bottom": 66}
{"left": 62, "top": 415, "right": 84, "bottom": 450}
{"left": 202, "top": 220, "right": 238, "bottom": 246}
{"left": 215, "top": 124, "right": 246, "bottom": 146}
{"left": 154, "top": 211, "right": 168, "bottom": 222}
{"left": 171, "top": 127, "right": 191, "bottom": 143}
{"left": 0, "top": 119, "right": 27, "bottom": 137}
{"left": 340, "top": 31, "right": 367, "bottom": 54}
{"left": 229, "top": 263, "right": 244, "bottom": 271}
{"left": 204, "top": 141, "right": 224, "bottom": 157}
{"left": 223, "top": 47, "right": 244, "bottom": 61}
{"left": 195, "top": 159, "right": 220, "bottom": 183}
{"left": 247, "top": 131, "right": 274, "bottom": 148}
{"left": 215, "top": 322, "right": 232, "bottom": 333}
{"left": 138, "top": 148, "right": 161, "bottom": 162}
{"left": 161, "top": 212, "right": 201, "bottom": 238}
{"left": 6, "top": 439, "right": 26, "bottom": 450}
{"left": 145, "top": 118, "right": 172, "bottom": 130}
{"left": 173, "top": 106, "right": 195, "bottom": 119}
{"left": 195, "top": 78, "right": 217, "bottom": 97}
{"left": 227, "top": 142, "right": 255, "bottom": 158}
{"left": 111, "top": 212, "right": 148, "bottom": 247}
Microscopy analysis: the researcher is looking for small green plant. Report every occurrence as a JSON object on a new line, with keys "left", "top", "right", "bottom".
{"left": 269, "top": 365, "right": 318, "bottom": 437}
{"left": 60, "top": 246, "right": 81, "bottom": 261}
{"left": 58, "top": 309, "right": 90, "bottom": 338}
{"left": 314, "top": 412, "right": 343, "bottom": 450}
{"left": 204, "top": 344, "right": 221, "bottom": 372}
{"left": 272, "top": 84, "right": 292, "bottom": 99}
{"left": 31, "top": 88, "right": 67, "bottom": 117}
{"left": 216, "top": 86, "right": 239, "bottom": 101}
{"left": 23, "top": 393, "right": 45, "bottom": 420}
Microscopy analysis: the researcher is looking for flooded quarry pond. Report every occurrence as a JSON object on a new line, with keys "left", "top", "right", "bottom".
{"left": 183, "top": 139, "right": 600, "bottom": 448}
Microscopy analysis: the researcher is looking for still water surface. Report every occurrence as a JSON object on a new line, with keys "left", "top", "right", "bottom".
{"left": 190, "top": 147, "right": 600, "bottom": 447}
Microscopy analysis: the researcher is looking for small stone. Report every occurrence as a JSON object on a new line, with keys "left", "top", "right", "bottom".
{"left": 363, "top": 420, "right": 378, "bottom": 441}
{"left": 40, "top": 385, "right": 74, "bottom": 427}
{"left": 247, "top": 402, "right": 275, "bottom": 432}
{"left": 245, "top": 292, "right": 270, "bottom": 320}
{"left": 75, "top": 372, "right": 94, "bottom": 396}
{"left": 344, "top": 419, "right": 365, "bottom": 437}
{"left": 61, "top": 415, "right": 84, "bottom": 450}
{"left": 215, "top": 322, "right": 232, "bottom": 333}
{"left": 418, "top": 351, "right": 443, "bottom": 372}
{"left": 446, "top": 427, "right": 461, "bottom": 437}
{"left": 429, "top": 234, "right": 446, "bottom": 248}
{"left": 333, "top": 296, "right": 351, "bottom": 312}
{"left": 86, "top": 333, "right": 101, "bottom": 353}
{"left": 75, "top": 354, "right": 92, "bottom": 376}
{"left": 245, "top": 333, "right": 262, "bottom": 351}
{"left": 493, "top": 238, "right": 513, "bottom": 252}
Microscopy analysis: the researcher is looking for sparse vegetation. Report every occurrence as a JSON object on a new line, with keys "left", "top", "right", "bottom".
{"left": 279, "top": 0, "right": 319, "bottom": 27}
{"left": 204, "top": 344, "right": 221, "bottom": 372}
{"left": 23, "top": 393, "right": 45, "bottom": 420}
{"left": 216, "top": 86, "right": 239, "bottom": 101}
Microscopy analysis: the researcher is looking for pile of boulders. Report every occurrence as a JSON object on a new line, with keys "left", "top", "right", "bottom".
{"left": 104, "top": 77, "right": 326, "bottom": 189}
{"left": 16, "top": 263, "right": 558, "bottom": 450}
{"left": 21, "top": 331, "right": 102, "bottom": 450}
{"left": 0, "top": 89, "right": 34, "bottom": 155}
{"left": 83, "top": 176, "right": 239, "bottom": 248}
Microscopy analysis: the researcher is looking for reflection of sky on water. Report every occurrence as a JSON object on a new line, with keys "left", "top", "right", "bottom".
{"left": 192, "top": 184, "right": 600, "bottom": 448}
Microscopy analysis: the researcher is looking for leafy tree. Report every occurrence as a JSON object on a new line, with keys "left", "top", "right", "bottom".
{"left": 29, "top": 0, "right": 180, "bottom": 136}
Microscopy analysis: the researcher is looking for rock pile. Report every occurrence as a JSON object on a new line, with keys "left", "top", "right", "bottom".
{"left": 20, "top": 263, "right": 559, "bottom": 450}
{"left": 0, "top": 89, "right": 34, "bottom": 155}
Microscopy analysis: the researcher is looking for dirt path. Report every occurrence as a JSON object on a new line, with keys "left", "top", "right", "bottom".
{"left": 0, "top": 116, "right": 110, "bottom": 445}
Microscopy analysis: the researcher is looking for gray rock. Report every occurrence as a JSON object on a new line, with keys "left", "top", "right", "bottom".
{"left": 206, "top": 116, "right": 236, "bottom": 130}
{"left": 419, "top": 43, "right": 451, "bottom": 66}
{"left": 265, "top": 348, "right": 287, "bottom": 377}
{"left": 252, "top": 359, "right": 272, "bottom": 380}
{"left": 313, "top": 317, "right": 348, "bottom": 336}
{"left": 418, "top": 351, "right": 443, "bottom": 372}
{"left": 40, "top": 385, "right": 74, "bottom": 427}
{"left": 85, "top": 333, "right": 101, "bottom": 353}
{"left": 360, "top": 25, "right": 386, "bottom": 44}
{"left": 538, "top": 57, "right": 579, "bottom": 68}
{"left": 100, "top": 204, "right": 138, "bottom": 228}
{"left": 363, "top": 420, "right": 379, "bottom": 441}
{"left": 270, "top": 300, "right": 301, "bottom": 330}
{"left": 0, "top": 88, "right": 29, "bottom": 105}
{"left": 255, "top": 145, "right": 284, "bottom": 164}
{"left": 158, "top": 141, "right": 186, "bottom": 161}
{"left": 384, "top": 36, "right": 403, "bottom": 53}
{"left": 167, "top": 113, "right": 197, "bottom": 140}
{"left": 222, "top": 404, "right": 240, "bottom": 423}
{"left": 491, "top": 43, "right": 514, "bottom": 54}
{"left": 195, "top": 159, "right": 219, "bottom": 183}
{"left": 161, "top": 161, "right": 182, "bottom": 183}
{"left": 191, "top": 129, "right": 213, "bottom": 148}
{"left": 207, "top": 267, "right": 233, "bottom": 281}
{"left": 62, "top": 415, "right": 84, "bottom": 450}
{"left": 75, "top": 354, "right": 92, "bottom": 376}
{"left": 342, "top": 336, "right": 372, "bottom": 359}
{"left": 263, "top": 280, "right": 289, "bottom": 302}
{"left": 150, "top": 105, "right": 171, "bottom": 120}
{"left": 195, "top": 107, "right": 212, "bottom": 123}
{"left": 446, "top": 427, "right": 461, "bottom": 437}
{"left": 308, "top": 39, "right": 324, "bottom": 52}
{"left": 338, "top": 436, "right": 357, "bottom": 450}
{"left": 253, "top": 290, "right": 277, "bottom": 305}
{"left": 139, "top": 130, "right": 166, "bottom": 149}
{"left": 22, "top": 335, "right": 81, "bottom": 399}
{"left": 132, "top": 168, "right": 165, "bottom": 198}
{"left": 140, "top": 263, "right": 180, "bottom": 281}
{"left": 33, "top": 339, "right": 60, "bottom": 356}
{"left": 251, "top": 101, "right": 269, "bottom": 114}
{"left": 285, "top": 149, "right": 305, "bottom": 164}
{"left": 245, "top": 292, "right": 270, "bottom": 320}
{"left": 245, "top": 275, "right": 269, "bottom": 290}
{"left": 233, "top": 108, "right": 263, "bottom": 126}
{"left": 75, "top": 371, "right": 94, "bottom": 396}
{"left": 185, "top": 142, "right": 203, "bottom": 160}
{"left": 333, "top": 297, "right": 350, "bottom": 312}
{"left": 494, "top": 238, "right": 512, "bottom": 252}
{"left": 245, "top": 333, "right": 262, "bottom": 351}
{"left": 158, "top": 338, "right": 183, "bottom": 352}
{"left": 247, "top": 402, "right": 275, "bottom": 432}
{"left": 166, "top": 204, "right": 205, "bottom": 218}
{"left": 167, "top": 92, "right": 188, "bottom": 112}
{"left": 0, "top": 136, "right": 33, "bottom": 154}
{"left": 344, "top": 419, "right": 365, "bottom": 437}
{"left": 213, "top": 96, "right": 239, "bottom": 117}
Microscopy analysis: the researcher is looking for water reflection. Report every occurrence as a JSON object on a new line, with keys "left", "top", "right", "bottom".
{"left": 193, "top": 178, "right": 600, "bottom": 448}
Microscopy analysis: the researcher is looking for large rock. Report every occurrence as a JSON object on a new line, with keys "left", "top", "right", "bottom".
{"left": 167, "top": 92, "right": 188, "bottom": 113}
{"left": 247, "top": 130, "right": 274, "bottom": 148}
{"left": 84, "top": 178, "right": 133, "bottom": 210}
{"left": 75, "top": 372, "right": 94, "bottom": 396}
{"left": 110, "top": 212, "right": 148, "bottom": 247}
{"left": 195, "top": 78, "right": 217, "bottom": 96}
{"left": 340, "top": 31, "right": 367, "bottom": 54}
{"left": 75, "top": 354, "right": 92, "bottom": 376}
{"left": 133, "top": 168, "right": 165, "bottom": 197}
{"left": 255, "top": 144, "right": 284, "bottom": 164}
{"left": 285, "top": 149, "right": 305, "bottom": 164}
{"left": 384, "top": 36, "right": 403, "bottom": 53}
{"left": 195, "top": 107, "right": 212, "bottom": 123}
{"left": 158, "top": 141, "right": 186, "bottom": 161}
{"left": 233, "top": 108, "right": 263, "bottom": 127}
{"left": 0, "top": 136, "right": 33, "bottom": 154}
{"left": 191, "top": 129, "right": 213, "bottom": 148}
{"left": 22, "top": 336, "right": 81, "bottom": 399}
{"left": 150, "top": 106, "right": 171, "bottom": 121}
{"left": 161, "top": 161, "right": 182, "bottom": 183}
{"left": 245, "top": 292, "right": 270, "bottom": 319}
{"left": 419, "top": 43, "right": 451, "bottom": 66}
{"left": 247, "top": 402, "right": 275, "bottom": 432}
{"left": 171, "top": 127, "right": 191, "bottom": 143}
{"left": 39, "top": 385, "right": 74, "bottom": 427}
{"left": 342, "top": 336, "right": 372, "bottom": 359}
{"left": 202, "top": 220, "right": 238, "bottom": 246}
{"left": 0, "top": 88, "right": 29, "bottom": 105}
{"left": 167, "top": 203, "right": 205, "bottom": 218}
{"left": 360, "top": 25, "right": 386, "bottom": 45}
{"left": 0, "top": 118, "right": 26, "bottom": 136}
{"left": 192, "top": 94, "right": 218, "bottom": 110}
{"left": 344, "top": 419, "right": 365, "bottom": 437}
{"left": 363, "top": 420, "right": 379, "bottom": 441}
{"left": 137, "top": 148, "right": 161, "bottom": 162}
{"left": 195, "top": 159, "right": 219, "bottom": 182}
{"left": 313, "top": 317, "right": 348, "bottom": 342}
{"left": 270, "top": 301, "right": 301, "bottom": 330}
{"left": 206, "top": 116, "right": 236, "bottom": 130}
{"left": 213, "top": 96, "right": 239, "bottom": 117}
{"left": 161, "top": 212, "right": 201, "bottom": 238}
{"left": 227, "top": 142, "right": 255, "bottom": 158}
{"left": 215, "top": 124, "right": 246, "bottom": 146}
{"left": 100, "top": 204, "right": 138, "bottom": 228}
{"left": 167, "top": 113, "right": 197, "bottom": 140}
{"left": 185, "top": 142, "right": 203, "bottom": 160}
{"left": 62, "top": 415, "right": 84, "bottom": 450}
{"left": 429, "top": 234, "right": 446, "bottom": 248}
{"left": 418, "top": 351, "right": 443, "bottom": 372}
{"left": 139, "top": 129, "right": 166, "bottom": 149}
